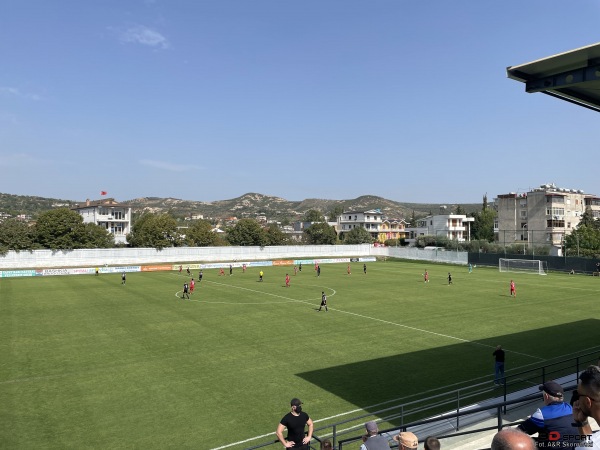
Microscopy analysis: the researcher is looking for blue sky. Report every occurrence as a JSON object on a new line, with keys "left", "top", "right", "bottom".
{"left": 1, "top": 1, "right": 599, "bottom": 204}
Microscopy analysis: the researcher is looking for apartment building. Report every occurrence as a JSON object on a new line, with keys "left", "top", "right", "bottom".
{"left": 72, "top": 198, "right": 132, "bottom": 245}
{"left": 494, "top": 184, "right": 600, "bottom": 253}
{"left": 337, "top": 209, "right": 384, "bottom": 241}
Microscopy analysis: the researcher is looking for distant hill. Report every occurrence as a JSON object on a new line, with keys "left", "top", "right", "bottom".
{"left": 0, "top": 192, "right": 481, "bottom": 222}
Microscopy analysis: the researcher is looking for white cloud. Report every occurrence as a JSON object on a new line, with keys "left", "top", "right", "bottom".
{"left": 140, "top": 159, "right": 200, "bottom": 172}
{"left": 0, "top": 87, "right": 41, "bottom": 101}
{"left": 120, "top": 25, "right": 169, "bottom": 49}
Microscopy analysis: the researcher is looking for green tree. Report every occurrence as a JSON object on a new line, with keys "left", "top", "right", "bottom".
{"left": 265, "top": 224, "right": 290, "bottom": 246}
{"left": 565, "top": 210, "right": 600, "bottom": 257}
{"left": 304, "top": 209, "right": 325, "bottom": 223}
{"left": 344, "top": 227, "right": 374, "bottom": 244}
{"left": 579, "top": 207, "right": 600, "bottom": 229}
{"left": 185, "top": 220, "right": 220, "bottom": 247}
{"left": 0, "top": 219, "right": 36, "bottom": 254}
{"left": 226, "top": 219, "right": 268, "bottom": 246}
{"left": 455, "top": 204, "right": 465, "bottom": 215}
{"left": 470, "top": 194, "right": 496, "bottom": 242}
{"left": 127, "top": 212, "right": 182, "bottom": 249}
{"left": 34, "top": 208, "right": 88, "bottom": 250}
{"left": 327, "top": 205, "right": 344, "bottom": 222}
{"left": 82, "top": 223, "right": 114, "bottom": 248}
{"left": 304, "top": 222, "right": 337, "bottom": 245}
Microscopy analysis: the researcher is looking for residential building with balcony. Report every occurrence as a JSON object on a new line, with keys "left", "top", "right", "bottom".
{"left": 494, "top": 184, "right": 600, "bottom": 254}
{"left": 72, "top": 198, "right": 132, "bottom": 245}
{"left": 405, "top": 214, "right": 474, "bottom": 244}
{"left": 337, "top": 209, "right": 384, "bottom": 241}
{"left": 378, "top": 218, "right": 409, "bottom": 243}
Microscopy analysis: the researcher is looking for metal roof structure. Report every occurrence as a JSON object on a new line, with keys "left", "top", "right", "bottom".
{"left": 507, "top": 42, "right": 600, "bottom": 112}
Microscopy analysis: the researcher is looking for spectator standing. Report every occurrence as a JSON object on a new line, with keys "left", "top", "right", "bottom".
{"left": 517, "top": 380, "right": 580, "bottom": 447}
{"left": 493, "top": 345, "right": 505, "bottom": 385}
{"left": 359, "top": 421, "right": 389, "bottom": 450}
{"left": 393, "top": 432, "right": 418, "bottom": 450}
{"left": 491, "top": 428, "right": 535, "bottom": 450}
{"left": 276, "top": 398, "right": 313, "bottom": 450}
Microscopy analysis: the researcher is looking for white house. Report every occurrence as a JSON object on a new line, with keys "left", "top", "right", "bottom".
{"left": 72, "top": 198, "right": 132, "bottom": 245}
{"left": 406, "top": 214, "right": 474, "bottom": 243}
{"left": 337, "top": 209, "right": 384, "bottom": 241}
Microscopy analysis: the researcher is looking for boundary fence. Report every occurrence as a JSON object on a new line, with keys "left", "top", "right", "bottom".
{"left": 469, "top": 252, "right": 600, "bottom": 274}
{"left": 0, "top": 245, "right": 467, "bottom": 270}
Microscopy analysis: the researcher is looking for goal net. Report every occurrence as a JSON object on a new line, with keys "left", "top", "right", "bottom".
{"left": 499, "top": 258, "right": 548, "bottom": 275}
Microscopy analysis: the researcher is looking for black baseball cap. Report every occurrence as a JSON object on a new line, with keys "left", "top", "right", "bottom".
{"left": 539, "top": 380, "right": 564, "bottom": 397}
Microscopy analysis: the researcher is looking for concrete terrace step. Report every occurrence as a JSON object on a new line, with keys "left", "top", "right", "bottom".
{"left": 382, "top": 373, "right": 598, "bottom": 450}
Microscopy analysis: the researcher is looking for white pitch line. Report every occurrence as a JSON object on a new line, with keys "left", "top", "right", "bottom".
{"left": 173, "top": 281, "right": 337, "bottom": 305}
{"left": 178, "top": 281, "right": 543, "bottom": 360}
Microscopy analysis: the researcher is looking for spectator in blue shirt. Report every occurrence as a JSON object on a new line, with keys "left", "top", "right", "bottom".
{"left": 518, "top": 380, "right": 579, "bottom": 447}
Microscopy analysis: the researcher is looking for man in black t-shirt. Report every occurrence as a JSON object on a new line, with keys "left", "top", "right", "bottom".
{"left": 276, "top": 398, "right": 313, "bottom": 449}
{"left": 493, "top": 345, "right": 505, "bottom": 385}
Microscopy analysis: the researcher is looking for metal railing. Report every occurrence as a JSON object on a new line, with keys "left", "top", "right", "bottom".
{"left": 244, "top": 350, "right": 598, "bottom": 449}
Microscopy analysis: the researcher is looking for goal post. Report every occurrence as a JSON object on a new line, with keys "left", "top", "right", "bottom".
{"left": 499, "top": 258, "right": 548, "bottom": 275}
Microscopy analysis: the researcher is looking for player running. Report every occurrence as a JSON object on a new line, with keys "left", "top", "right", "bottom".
{"left": 182, "top": 282, "right": 190, "bottom": 299}
{"left": 198, "top": 270, "right": 203, "bottom": 283}
{"left": 285, "top": 273, "right": 290, "bottom": 287}
{"left": 448, "top": 272, "right": 452, "bottom": 285}
{"left": 318, "top": 291, "right": 328, "bottom": 312}
{"left": 190, "top": 278, "right": 195, "bottom": 294}
{"left": 510, "top": 280, "right": 516, "bottom": 298}
{"left": 347, "top": 264, "right": 351, "bottom": 275}
{"left": 363, "top": 263, "right": 367, "bottom": 275}
{"left": 424, "top": 270, "right": 429, "bottom": 283}
{"left": 121, "top": 272, "right": 126, "bottom": 285}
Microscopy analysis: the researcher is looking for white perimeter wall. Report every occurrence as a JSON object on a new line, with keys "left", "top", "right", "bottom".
{"left": 0, "top": 245, "right": 467, "bottom": 269}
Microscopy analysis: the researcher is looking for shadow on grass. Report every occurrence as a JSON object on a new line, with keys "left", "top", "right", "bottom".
{"left": 297, "top": 319, "right": 600, "bottom": 425}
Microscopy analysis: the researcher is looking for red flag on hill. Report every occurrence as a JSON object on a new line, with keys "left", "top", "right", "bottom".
{"left": 100, "top": 191, "right": 107, "bottom": 196}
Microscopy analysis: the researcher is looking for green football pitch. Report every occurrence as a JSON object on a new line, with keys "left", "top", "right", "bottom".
{"left": 1, "top": 260, "right": 599, "bottom": 449}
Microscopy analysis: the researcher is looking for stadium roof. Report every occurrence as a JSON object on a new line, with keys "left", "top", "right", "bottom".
{"left": 507, "top": 42, "right": 600, "bottom": 113}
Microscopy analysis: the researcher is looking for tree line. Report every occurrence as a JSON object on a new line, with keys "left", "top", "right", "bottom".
{"left": 1, "top": 203, "right": 598, "bottom": 256}
{"left": 0, "top": 208, "right": 371, "bottom": 254}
